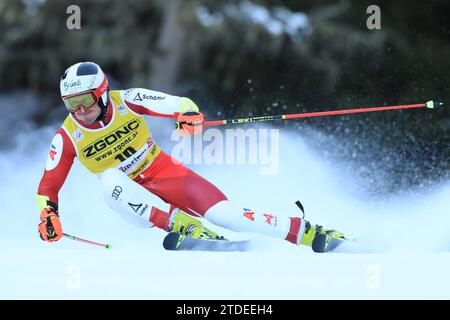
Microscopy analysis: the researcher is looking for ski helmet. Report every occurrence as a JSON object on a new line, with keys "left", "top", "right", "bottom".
{"left": 60, "top": 62, "right": 109, "bottom": 113}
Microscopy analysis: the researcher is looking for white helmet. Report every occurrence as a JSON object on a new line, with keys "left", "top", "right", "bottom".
{"left": 60, "top": 62, "right": 109, "bottom": 112}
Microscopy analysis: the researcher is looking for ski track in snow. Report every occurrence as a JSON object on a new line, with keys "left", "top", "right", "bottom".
{"left": 1, "top": 118, "right": 449, "bottom": 299}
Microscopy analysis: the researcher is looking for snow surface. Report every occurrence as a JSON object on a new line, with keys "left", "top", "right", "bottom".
{"left": 1, "top": 116, "right": 449, "bottom": 300}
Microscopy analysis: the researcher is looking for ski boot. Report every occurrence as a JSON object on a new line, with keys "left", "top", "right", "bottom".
{"left": 168, "top": 210, "right": 226, "bottom": 240}
{"left": 300, "top": 221, "right": 346, "bottom": 253}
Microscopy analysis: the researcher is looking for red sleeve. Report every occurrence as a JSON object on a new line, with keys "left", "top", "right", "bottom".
{"left": 37, "top": 128, "right": 76, "bottom": 207}
{"left": 125, "top": 101, "right": 179, "bottom": 118}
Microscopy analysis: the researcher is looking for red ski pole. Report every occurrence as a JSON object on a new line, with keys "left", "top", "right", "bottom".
{"left": 203, "top": 100, "right": 442, "bottom": 127}
{"left": 63, "top": 232, "right": 111, "bottom": 249}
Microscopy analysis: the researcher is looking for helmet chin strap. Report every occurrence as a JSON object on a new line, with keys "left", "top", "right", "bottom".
{"left": 95, "top": 90, "right": 110, "bottom": 122}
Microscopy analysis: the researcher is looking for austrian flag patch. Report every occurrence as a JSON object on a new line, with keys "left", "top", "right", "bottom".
{"left": 243, "top": 208, "right": 255, "bottom": 221}
{"left": 46, "top": 133, "right": 63, "bottom": 171}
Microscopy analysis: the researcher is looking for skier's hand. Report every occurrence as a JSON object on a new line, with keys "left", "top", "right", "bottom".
{"left": 38, "top": 208, "right": 63, "bottom": 242}
{"left": 176, "top": 111, "right": 205, "bottom": 136}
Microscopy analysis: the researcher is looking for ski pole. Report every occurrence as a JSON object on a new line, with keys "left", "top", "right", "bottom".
{"left": 63, "top": 232, "right": 111, "bottom": 249}
{"left": 203, "top": 100, "right": 443, "bottom": 127}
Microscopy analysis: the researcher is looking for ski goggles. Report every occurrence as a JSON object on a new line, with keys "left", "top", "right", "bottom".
{"left": 62, "top": 91, "right": 98, "bottom": 112}
{"left": 62, "top": 76, "right": 109, "bottom": 112}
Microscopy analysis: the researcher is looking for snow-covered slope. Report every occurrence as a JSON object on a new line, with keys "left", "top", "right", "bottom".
{"left": 1, "top": 117, "right": 449, "bottom": 299}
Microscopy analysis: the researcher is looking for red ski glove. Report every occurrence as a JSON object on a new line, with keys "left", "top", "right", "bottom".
{"left": 176, "top": 112, "right": 205, "bottom": 136}
{"left": 38, "top": 208, "right": 63, "bottom": 242}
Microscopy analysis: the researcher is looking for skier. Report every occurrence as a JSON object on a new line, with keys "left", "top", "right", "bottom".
{"left": 36, "top": 61, "right": 345, "bottom": 252}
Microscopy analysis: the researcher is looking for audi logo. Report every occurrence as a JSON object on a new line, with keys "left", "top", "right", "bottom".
{"left": 111, "top": 186, "right": 122, "bottom": 200}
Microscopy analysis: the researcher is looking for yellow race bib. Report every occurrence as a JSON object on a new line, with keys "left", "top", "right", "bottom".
{"left": 62, "top": 90, "right": 160, "bottom": 179}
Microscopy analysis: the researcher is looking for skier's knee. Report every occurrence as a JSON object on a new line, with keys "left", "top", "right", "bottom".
{"left": 99, "top": 169, "right": 188, "bottom": 230}
{"left": 99, "top": 168, "right": 157, "bottom": 227}
{"left": 100, "top": 168, "right": 145, "bottom": 209}
{"left": 100, "top": 168, "right": 144, "bottom": 204}
{"left": 100, "top": 168, "right": 126, "bottom": 196}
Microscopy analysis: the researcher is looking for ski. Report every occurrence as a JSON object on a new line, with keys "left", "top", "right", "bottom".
{"left": 311, "top": 234, "right": 346, "bottom": 253}
{"left": 162, "top": 232, "right": 250, "bottom": 252}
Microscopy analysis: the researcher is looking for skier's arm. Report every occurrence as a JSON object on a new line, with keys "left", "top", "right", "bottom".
{"left": 123, "top": 88, "right": 203, "bottom": 135}
{"left": 36, "top": 128, "right": 76, "bottom": 242}
{"left": 123, "top": 88, "right": 199, "bottom": 117}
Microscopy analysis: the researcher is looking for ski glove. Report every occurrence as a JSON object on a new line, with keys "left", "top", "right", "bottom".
{"left": 38, "top": 208, "right": 63, "bottom": 242}
{"left": 176, "top": 111, "right": 205, "bottom": 136}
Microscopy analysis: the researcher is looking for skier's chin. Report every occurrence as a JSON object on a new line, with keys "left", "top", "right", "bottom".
{"left": 82, "top": 116, "right": 97, "bottom": 124}
{"left": 76, "top": 109, "right": 100, "bottom": 124}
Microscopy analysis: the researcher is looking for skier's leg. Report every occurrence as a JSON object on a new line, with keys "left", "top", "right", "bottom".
{"left": 138, "top": 152, "right": 306, "bottom": 244}
{"left": 204, "top": 200, "right": 307, "bottom": 245}
{"left": 205, "top": 201, "right": 346, "bottom": 250}
{"left": 137, "top": 151, "right": 345, "bottom": 248}
{"left": 100, "top": 167, "right": 171, "bottom": 229}
{"left": 100, "top": 167, "right": 222, "bottom": 239}
{"left": 136, "top": 152, "right": 227, "bottom": 216}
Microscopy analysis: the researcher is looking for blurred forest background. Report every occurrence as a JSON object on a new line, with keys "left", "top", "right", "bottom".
{"left": 0, "top": 0, "right": 449, "bottom": 196}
